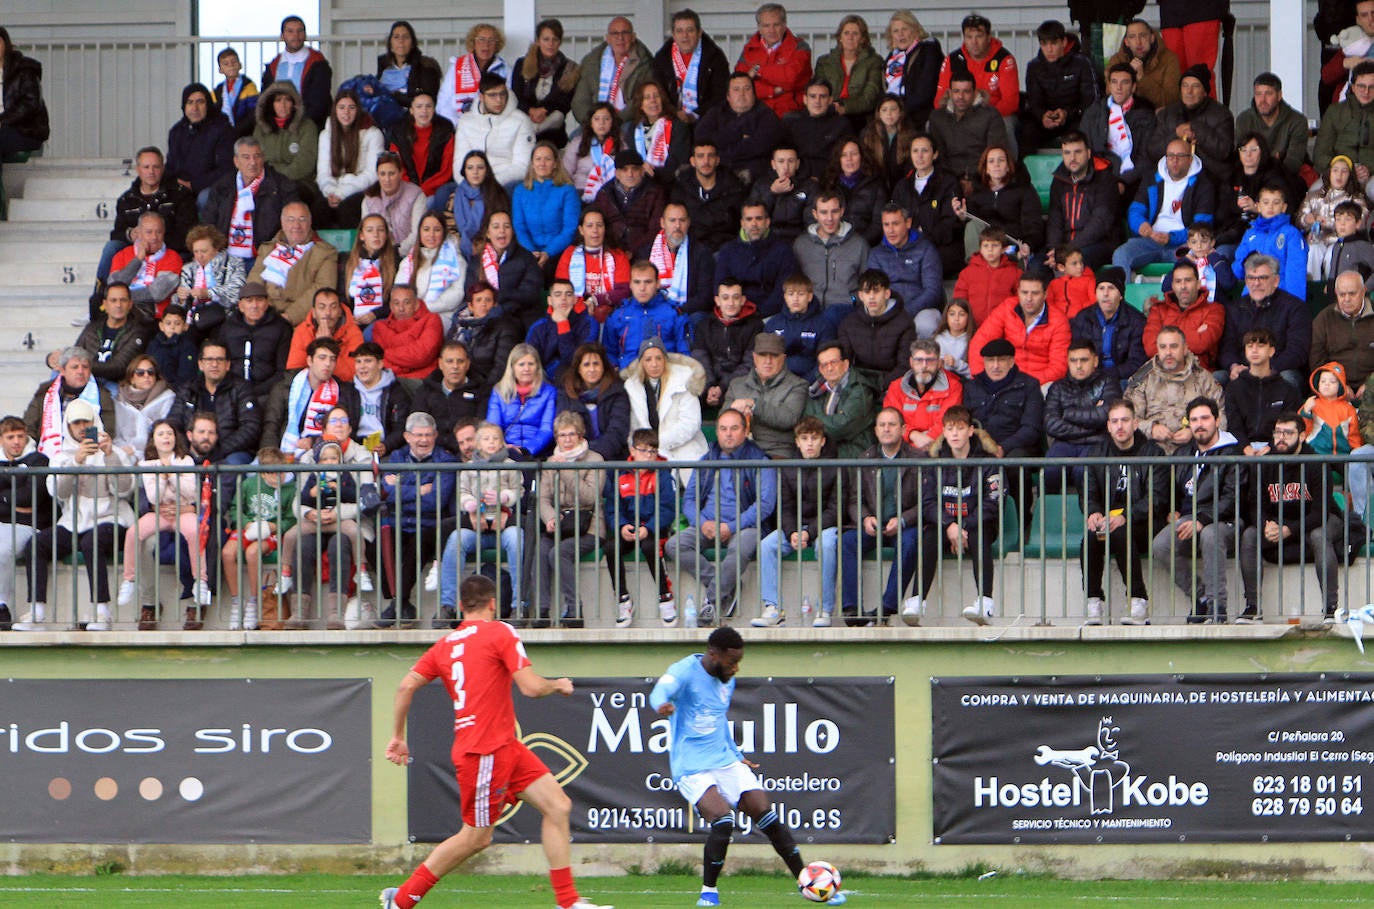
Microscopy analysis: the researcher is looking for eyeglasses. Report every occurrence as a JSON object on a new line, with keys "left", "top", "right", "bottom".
{"left": 608, "top": 29, "right": 634, "bottom": 37}
{"left": 133, "top": 368, "right": 157, "bottom": 377}
{"left": 817, "top": 358, "right": 845, "bottom": 369}
{"left": 1273, "top": 428, "right": 1301, "bottom": 437}
{"left": 282, "top": 215, "right": 310, "bottom": 224}
{"left": 326, "top": 416, "right": 350, "bottom": 425}
{"left": 1245, "top": 273, "right": 1277, "bottom": 282}
{"left": 555, "top": 430, "right": 582, "bottom": 439}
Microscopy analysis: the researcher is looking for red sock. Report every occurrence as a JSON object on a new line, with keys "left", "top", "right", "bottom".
{"left": 395, "top": 863, "right": 440, "bottom": 909}
{"left": 550, "top": 866, "right": 579, "bottom": 908}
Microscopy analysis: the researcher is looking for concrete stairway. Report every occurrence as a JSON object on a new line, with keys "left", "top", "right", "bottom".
{"left": 0, "top": 157, "right": 130, "bottom": 419}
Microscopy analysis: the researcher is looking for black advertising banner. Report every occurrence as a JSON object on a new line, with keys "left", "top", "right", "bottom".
{"left": 932, "top": 674, "right": 1374, "bottom": 844}
{"left": 408, "top": 677, "right": 895, "bottom": 844}
{"left": 0, "top": 679, "right": 371, "bottom": 844}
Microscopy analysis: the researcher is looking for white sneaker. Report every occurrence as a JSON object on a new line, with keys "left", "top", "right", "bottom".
{"left": 615, "top": 594, "right": 634, "bottom": 628}
{"left": 85, "top": 603, "right": 111, "bottom": 631}
{"left": 243, "top": 600, "right": 259, "bottom": 631}
{"left": 813, "top": 609, "right": 833, "bottom": 627}
{"left": 1120, "top": 598, "right": 1151, "bottom": 626}
{"left": 1084, "top": 597, "right": 1104, "bottom": 626}
{"left": 561, "top": 900, "right": 615, "bottom": 909}
{"left": 962, "top": 596, "right": 995, "bottom": 626}
{"left": 658, "top": 594, "right": 677, "bottom": 626}
{"left": 117, "top": 579, "right": 138, "bottom": 607}
{"left": 751, "top": 603, "right": 784, "bottom": 627}
{"left": 274, "top": 573, "right": 294, "bottom": 595}
{"left": 228, "top": 600, "right": 243, "bottom": 631}
{"left": 424, "top": 561, "right": 440, "bottom": 591}
{"left": 13, "top": 602, "right": 47, "bottom": 630}
{"left": 379, "top": 887, "right": 399, "bottom": 909}
{"left": 358, "top": 569, "right": 375, "bottom": 593}
{"left": 192, "top": 579, "right": 213, "bottom": 608}
{"left": 901, "top": 596, "right": 925, "bottom": 626}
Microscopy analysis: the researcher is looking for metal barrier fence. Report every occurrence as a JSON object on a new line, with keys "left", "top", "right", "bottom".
{"left": 0, "top": 452, "right": 1369, "bottom": 633}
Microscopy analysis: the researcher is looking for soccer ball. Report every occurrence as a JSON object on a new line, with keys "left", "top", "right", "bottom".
{"left": 798, "top": 860, "right": 842, "bottom": 902}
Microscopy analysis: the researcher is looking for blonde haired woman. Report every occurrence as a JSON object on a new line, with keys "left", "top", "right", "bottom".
{"left": 883, "top": 10, "right": 943, "bottom": 127}
{"left": 438, "top": 23, "right": 509, "bottom": 123}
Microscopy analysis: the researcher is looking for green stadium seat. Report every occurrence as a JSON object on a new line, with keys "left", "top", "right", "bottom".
{"left": 1124, "top": 282, "right": 1156, "bottom": 313}
{"left": 316, "top": 229, "right": 356, "bottom": 251}
{"left": 0, "top": 146, "right": 42, "bottom": 221}
{"left": 1137, "top": 262, "right": 1174, "bottom": 279}
{"left": 1023, "top": 154, "right": 1059, "bottom": 212}
{"left": 1021, "top": 494, "right": 1086, "bottom": 559}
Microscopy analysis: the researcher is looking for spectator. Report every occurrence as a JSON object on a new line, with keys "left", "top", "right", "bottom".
{"left": 621, "top": 337, "right": 709, "bottom": 480}
{"left": 437, "top": 23, "right": 510, "bottom": 125}
{"left": 1327, "top": 204, "right": 1374, "bottom": 303}
{"left": 958, "top": 146, "right": 1044, "bottom": 256}
{"left": 262, "top": 15, "right": 332, "bottom": 128}
{"left": 512, "top": 140, "right": 580, "bottom": 271}
{"left": 969, "top": 271, "right": 1072, "bottom": 385}
{"left": 891, "top": 134, "right": 962, "bottom": 273}
{"left": 1113, "top": 138, "right": 1215, "bottom": 278}
{"left": 882, "top": 11, "right": 943, "bottom": 127}
{"left": 25, "top": 347, "right": 114, "bottom": 458}
{"left": 378, "top": 411, "right": 457, "bottom": 628}
{"left": 571, "top": 17, "right": 655, "bottom": 125}
{"left": 99, "top": 146, "right": 197, "bottom": 285}
{"left": 447, "top": 280, "right": 521, "bottom": 400}
{"left": 285, "top": 288, "right": 365, "bottom": 382}
{"left": 1081, "top": 63, "right": 1157, "bottom": 200}
{"left": 652, "top": 9, "right": 731, "bottom": 121}
{"left": 837, "top": 268, "right": 916, "bottom": 386}
{"left": 113, "top": 355, "right": 176, "bottom": 460}
{"left": 266, "top": 337, "right": 361, "bottom": 457}
{"left": 935, "top": 14, "right": 1020, "bottom": 120}
{"left": 372, "top": 285, "right": 443, "bottom": 380}
{"left": 883, "top": 337, "right": 963, "bottom": 450}
{"left": 724, "top": 332, "right": 809, "bottom": 458}
{"left": 784, "top": 79, "right": 855, "bottom": 178}
{"left": 448, "top": 150, "right": 510, "bottom": 259}
{"left": 819, "top": 139, "right": 886, "bottom": 246}
{"left": 715, "top": 202, "right": 798, "bottom": 319}
{"left": 794, "top": 190, "right": 871, "bottom": 311}
{"left": 673, "top": 140, "right": 747, "bottom": 250}
{"left": 1159, "top": 222, "right": 1235, "bottom": 302}
{"left": 1124, "top": 325, "right": 1227, "bottom": 454}
{"left": 219, "top": 280, "right": 292, "bottom": 401}
{"left": 167, "top": 339, "right": 261, "bottom": 464}
{"left": 813, "top": 15, "right": 883, "bottom": 124}
{"left": 603, "top": 260, "right": 692, "bottom": 370}
{"left": 0, "top": 27, "right": 48, "bottom": 167}
{"left": 1221, "top": 254, "right": 1311, "bottom": 386}
{"left": 603, "top": 427, "right": 677, "bottom": 626}
{"left": 341, "top": 215, "right": 398, "bottom": 334}
{"left": 1070, "top": 266, "right": 1149, "bottom": 383}
{"left": 860, "top": 94, "right": 917, "bottom": 187}
{"left": 363, "top": 152, "right": 427, "bottom": 255}
{"left": 1303, "top": 361, "right": 1363, "bottom": 456}
{"left": 764, "top": 272, "right": 836, "bottom": 381}
{"left": 166, "top": 82, "right": 234, "bottom": 205}
{"left": 1240, "top": 412, "right": 1349, "bottom": 623}
{"left": 746, "top": 143, "right": 817, "bottom": 243}
{"left": 555, "top": 208, "right": 630, "bottom": 321}
{"left": 753, "top": 416, "right": 841, "bottom": 627}
{"left": 736, "top": 3, "right": 813, "bottom": 117}
{"left": 1144, "top": 260, "right": 1226, "bottom": 371}
{"left": 665, "top": 407, "right": 776, "bottom": 623}
{"left": 554, "top": 342, "right": 630, "bottom": 461}
{"left": 1046, "top": 131, "right": 1119, "bottom": 269}
{"left": 563, "top": 103, "right": 622, "bottom": 202}
{"left": 486, "top": 343, "right": 556, "bottom": 457}
{"left": 1048, "top": 244, "right": 1098, "bottom": 319}
{"left": 375, "top": 20, "right": 442, "bottom": 111}
{"left": 245, "top": 200, "right": 336, "bottom": 326}
{"left": 527, "top": 279, "right": 598, "bottom": 382}
{"left": 803, "top": 338, "right": 878, "bottom": 457}
{"left": 954, "top": 225, "right": 1024, "bottom": 326}
{"left": 0, "top": 416, "right": 51, "bottom": 630}
{"left": 469, "top": 210, "right": 544, "bottom": 329}
{"left": 1106, "top": 19, "right": 1180, "bottom": 111}
{"left": 454, "top": 74, "right": 536, "bottom": 189}
{"left": 1151, "top": 396, "right": 1242, "bottom": 623}
{"left": 1231, "top": 189, "right": 1307, "bottom": 302}
{"left": 410, "top": 342, "right": 484, "bottom": 445}
{"left": 145, "top": 305, "right": 196, "bottom": 389}
{"left": 254, "top": 81, "right": 319, "bottom": 210}
{"left": 1301, "top": 157, "right": 1368, "bottom": 280}
{"left": 963, "top": 338, "right": 1046, "bottom": 461}
{"left": 1149, "top": 66, "right": 1233, "bottom": 185}
{"left": 839, "top": 406, "right": 927, "bottom": 626}
{"left": 1022, "top": 20, "right": 1099, "bottom": 152}
{"left": 351, "top": 341, "right": 411, "bottom": 456}
{"left": 59, "top": 282, "right": 154, "bottom": 387}
{"left": 1321, "top": 0, "right": 1374, "bottom": 108}
{"left": 316, "top": 89, "right": 382, "bottom": 229}
{"left": 638, "top": 202, "right": 716, "bottom": 320}
{"left": 695, "top": 72, "right": 784, "bottom": 184}
{"left": 1312, "top": 270, "right": 1374, "bottom": 391}
{"left": 694, "top": 279, "right": 766, "bottom": 406}
{"left": 16, "top": 401, "right": 134, "bottom": 633}
{"left": 176, "top": 224, "right": 246, "bottom": 340}
{"left": 594, "top": 149, "right": 666, "bottom": 257}
{"left": 398, "top": 211, "right": 467, "bottom": 329}
{"left": 1080, "top": 397, "right": 1169, "bottom": 626}
{"left": 1224, "top": 328, "right": 1304, "bottom": 453}
{"left": 934, "top": 298, "right": 977, "bottom": 380}
{"left": 387, "top": 92, "right": 455, "bottom": 200}
{"left": 623, "top": 80, "right": 691, "bottom": 188}
{"left": 107, "top": 212, "right": 184, "bottom": 320}
{"left": 220, "top": 447, "right": 295, "bottom": 631}
{"left": 1315, "top": 62, "right": 1374, "bottom": 175}
{"left": 534, "top": 412, "right": 605, "bottom": 627}
{"left": 511, "top": 19, "right": 578, "bottom": 145}
{"left": 1236, "top": 72, "right": 1310, "bottom": 175}
{"left": 211, "top": 46, "right": 258, "bottom": 131}
{"left": 1043, "top": 338, "right": 1122, "bottom": 490}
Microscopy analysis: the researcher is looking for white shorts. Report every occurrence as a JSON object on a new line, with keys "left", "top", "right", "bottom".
{"left": 676, "top": 761, "right": 762, "bottom": 809}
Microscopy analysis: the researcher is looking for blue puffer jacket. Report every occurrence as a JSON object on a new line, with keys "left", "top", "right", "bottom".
{"left": 763, "top": 295, "right": 836, "bottom": 382}
{"left": 1232, "top": 212, "right": 1308, "bottom": 301}
{"left": 486, "top": 382, "right": 558, "bottom": 456}
{"left": 865, "top": 228, "right": 943, "bottom": 317}
{"left": 1126, "top": 155, "right": 1215, "bottom": 247}
{"left": 603, "top": 293, "right": 692, "bottom": 370}
{"left": 384, "top": 445, "right": 457, "bottom": 531}
{"left": 512, "top": 179, "right": 581, "bottom": 258}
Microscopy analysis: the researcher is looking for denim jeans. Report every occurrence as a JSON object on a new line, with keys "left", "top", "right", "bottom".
{"left": 758, "top": 526, "right": 838, "bottom": 614}
{"left": 440, "top": 525, "right": 524, "bottom": 607}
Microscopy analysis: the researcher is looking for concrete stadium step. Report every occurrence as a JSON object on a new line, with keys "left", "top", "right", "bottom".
{"left": 0, "top": 242, "right": 108, "bottom": 282}
{"left": 16, "top": 174, "right": 133, "bottom": 201}
{"left": 0, "top": 219, "right": 111, "bottom": 240}
{"left": 6, "top": 197, "right": 123, "bottom": 224}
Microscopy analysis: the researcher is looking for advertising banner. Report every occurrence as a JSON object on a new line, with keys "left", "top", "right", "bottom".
{"left": 407, "top": 676, "right": 895, "bottom": 844}
{"left": 0, "top": 678, "right": 371, "bottom": 844}
{"left": 932, "top": 673, "right": 1374, "bottom": 844}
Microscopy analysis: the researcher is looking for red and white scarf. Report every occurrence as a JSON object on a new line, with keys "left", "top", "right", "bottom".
{"left": 261, "top": 240, "right": 313, "bottom": 287}
{"left": 670, "top": 43, "right": 703, "bottom": 114}
{"left": 283, "top": 372, "right": 341, "bottom": 452}
{"left": 584, "top": 139, "right": 616, "bottom": 202}
{"left": 38, "top": 377, "right": 101, "bottom": 460}
{"left": 634, "top": 118, "right": 672, "bottom": 169}
{"left": 134, "top": 246, "right": 168, "bottom": 290}
{"left": 228, "top": 172, "right": 262, "bottom": 258}
{"left": 598, "top": 46, "right": 630, "bottom": 109}
{"left": 348, "top": 257, "right": 385, "bottom": 318}
{"left": 481, "top": 243, "right": 503, "bottom": 287}
{"left": 452, "top": 53, "right": 483, "bottom": 115}
{"left": 649, "top": 232, "right": 689, "bottom": 307}
{"left": 1107, "top": 97, "right": 1135, "bottom": 174}
{"left": 567, "top": 247, "right": 615, "bottom": 296}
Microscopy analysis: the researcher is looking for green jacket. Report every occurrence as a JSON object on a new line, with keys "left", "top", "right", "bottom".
{"left": 812, "top": 47, "right": 885, "bottom": 119}
{"left": 571, "top": 40, "right": 655, "bottom": 125}
{"left": 253, "top": 81, "right": 319, "bottom": 189}
{"left": 1235, "top": 100, "right": 1309, "bottom": 174}
{"left": 1315, "top": 94, "right": 1374, "bottom": 172}
{"left": 228, "top": 473, "right": 298, "bottom": 535}
{"left": 803, "top": 369, "right": 879, "bottom": 459}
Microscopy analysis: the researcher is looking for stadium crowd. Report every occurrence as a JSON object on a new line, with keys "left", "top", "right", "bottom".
{"left": 2, "top": 5, "right": 1374, "bottom": 635}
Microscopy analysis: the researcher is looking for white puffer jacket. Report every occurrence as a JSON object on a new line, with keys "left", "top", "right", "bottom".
{"left": 453, "top": 99, "right": 536, "bottom": 187}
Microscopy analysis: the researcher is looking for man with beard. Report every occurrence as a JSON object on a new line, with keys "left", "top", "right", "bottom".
{"left": 1044, "top": 338, "right": 1121, "bottom": 491}
{"left": 883, "top": 338, "right": 962, "bottom": 452}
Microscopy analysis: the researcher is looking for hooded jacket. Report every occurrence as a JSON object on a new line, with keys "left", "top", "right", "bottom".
{"left": 353, "top": 368, "right": 411, "bottom": 455}
{"left": 1310, "top": 295, "right": 1374, "bottom": 388}
{"left": 1170, "top": 430, "right": 1244, "bottom": 527}
{"left": 621, "top": 352, "right": 710, "bottom": 468}
{"left": 837, "top": 299, "right": 916, "bottom": 386}
{"left": 866, "top": 228, "right": 943, "bottom": 317}
{"left": 1247, "top": 440, "right": 1344, "bottom": 541}
{"left": 692, "top": 301, "right": 766, "bottom": 391}
{"left": 453, "top": 98, "right": 536, "bottom": 187}
{"left": 1045, "top": 367, "right": 1121, "bottom": 444}
{"left": 526, "top": 304, "right": 598, "bottom": 382}
{"left": 792, "top": 221, "right": 870, "bottom": 309}
{"left": 0, "top": 443, "right": 52, "bottom": 530}
{"left": 263, "top": 47, "right": 333, "bottom": 128}
{"left": 608, "top": 455, "right": 676, "bottom": 535}
{"left": 884, "top": 368, "right": 964, "bottom": 445}
{"left": 935, "top": 37, "right": 1019, "bottom": 117}
{"left": 48, "top": 431, "right": 135, "bottom": 534}
{"left": 1303, "top": 361, "right": 1363, "bottom": 455}
{"left": 166, "top": 83, "right": 236, "bottom": 194}
{"left": 513, "top": 178, "right": 581, "bottom": 257}
{"left": 1127, "top": 153, "right": 1214, "bottom": 246}
{"left": 604, "top": 293, "right": 692, "bottom": 371}
{"left": 1232, "top": 214, "right": 1309, "bottom": 301}
{"left": 0, "top": 48, "right": 49, "bottom": 142}
{"left": 922, "top": 432, "right": 1003, "bottom": 528}
{"left": 254, "top": 80, "right": 320, "bottom": 191}
{"left": 969, "top": 299, "right": 1073, "bottom": 384}
{"left": 447, "top": 304, "right": 522, "bottom": 398}
{"left": 284, "top": 302, "right": 364, "bottom": 380}
{"left": 555, "top": 381, "right": 631, "bottom": 461}
{"left": 1082, "top": 430, "right": 1170, "bottom": 528}
{"left": 763, "top": 295, "right": 836, "bottom": 382}
{"left": 1123, "top": 350, "right": 1227, "bottom": 453}
{"left": 372, "top": 301, "right": 444, "bottom": 379}
{"left": 953, "top": 251, "right": 1023, "bottom": 326}
{"left": 1046, "top": 156, "right": 1119, "bottom": 250}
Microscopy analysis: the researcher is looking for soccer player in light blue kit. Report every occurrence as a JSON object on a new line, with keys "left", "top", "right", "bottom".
{"left": 649, "top": 626, "right": 845, "bottom": 907}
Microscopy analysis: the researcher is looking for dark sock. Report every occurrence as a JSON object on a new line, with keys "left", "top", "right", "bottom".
{"left": 756, "top": 809, "right": 803, "bottom": 877}
{"left": 703, "top": 816, "right": 734, "bottom": 887}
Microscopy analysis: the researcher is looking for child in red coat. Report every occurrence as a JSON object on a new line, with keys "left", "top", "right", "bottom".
{"left": 952, "top": 226, "right": 1023, "bottom": 325}
{"left": 1047, "top": 244, "right": 1096, "bottom": 320}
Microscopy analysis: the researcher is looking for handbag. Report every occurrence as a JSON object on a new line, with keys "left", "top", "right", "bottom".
{"left": 558, "top": 508, "right": 593, "bottom": 538}
{"left": 359, "top": 482, "right": 384, "bottom": 518}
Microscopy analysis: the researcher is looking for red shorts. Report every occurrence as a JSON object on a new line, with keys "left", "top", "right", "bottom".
{"left": 455, "top": 740, "right": 550, "bottom": 828}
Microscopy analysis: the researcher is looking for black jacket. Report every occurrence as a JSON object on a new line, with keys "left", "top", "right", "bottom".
{"left": 375, "top": 52, "right": 442, "bottom": 107}
{"left": 967, "top": 180, "right": 1045, "bottom": 251}
{"left": 1044, "top": 368, "right": 1122, "bottom": 444}
{"left": 714, "top": 234, "right": 799, "bottom": 319}
{"left": 1082, "top": 429, "right": 1169, "bottom": 525}
{"left": 672, "top": 168, "right": 747, "bottom": 250}
{"left": 1081, "top": 96, "right": 1156, "bottom": 185}
{"left": 470, "top": 244, "right": 545, "bottom": 329}
{"left": 1047, "top": 159, "right": 1119, "bottom": 250}
{"left": 747, "top": 173, "right": 819, "bottom": 243}
{"left": 632, "top": 233, "right": 719, "bottom": 316}
{"left": 202, "top": 164, "right": 298, "bottom": 253}
{"left": 1248, "top": 442, "right": 1343, "bottom": 539}
{"left": 891, "top": 167, "right": 962, "bottom": 270}
{"left": 1024, "top": 36, "right": 1100, "bottom": 123}
{"left": 893, "top": 38, "right": 944, "bottom": 127}
{"left": 1171, "top": 433, "right": 1244, "bottom": 527}
{"left": 0, "top": 50, "right": 49, "bottom": 142}
{"left": 168, "top": 372, "right": 263, "bottom": 459}
{"left": 1070, "top": 303, "right": 1149, "bottom": 383}
{"left": 857, "top": 440, "right": 926, "bottom": 527}
{"left": 691, "top": 306, "right": 766, "bottom": 391}
{"left": 411, "top": 371, "right": 484, "bottom": 449}
{"left": 110, "top": 178, "right": 199, "bottom": 255}
{"left": 446, "top": 306, "right": 523, "bottom": 398}
{"left": 166, "top": 84, "right": 237, "bottom": 195}
{"left": 837, "top": 301, "right": 917, "bottom": 387}
{"left": 829, "top": 172, "right": 887, "bottom": 246}
{"left": 783, "top": 110, "right": 855, "bottom": 178}
{"left": 510, "top": 51, "right": 577, "bottom": 120}
{"left": 390, "top": 114, "right": 456, "bottom": 188}
{"left": 652, "top": 35, "right": 732, "bottom": 116}
{"left": 1149, "top": 98, "right": 1235, "bottom": 184}
{"left": 695, "top": 101, "right": 784, "bottom": 184}
{"left": 1223, "top": 370, "right": 1303, "bottom": 448}
{"left": 356, "top": 375, "right": 412, "bottom": 456}
{"left": 218, "top": 306, "right": 293, "bottom": 401}
{"left": 777, "top": 440, "right": 841, "bottom": 537}
{"left": 555, "top": 382, "right": 632, "bottom": 461}
{"left": 924, "top": 435, "right": 1003, "bottom": 529}
{"left": 963, "top": 366, "right": 1046, "bottom": 454}
{"left": 0, "top": 449, "right": 53, "bottom": 529}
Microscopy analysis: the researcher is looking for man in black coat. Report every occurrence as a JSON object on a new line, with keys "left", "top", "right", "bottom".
{"left": 1070, "top": 266, "right": 1148, "bottom": 382}
{"left": 218, "top": 280, "right": 293, "bottom": 401}
{"left": 167, "top": 339, "right": 262, "bottom": 464}
{"left": 1045, "top": 130, "right": 1119, "bottom": 268}
{"left": 1044, "top": 337, "right": 1122, "bottom": 490}
{"left": 410, "top": 341, "right": 485, "bottom": 450}
{"left": 651, "top": 11, "right": 731, "bottom": 120}
{"left": 101, "top": 146, "right": 198, "bottom": 282}
{"left": 672, "top": 140, "right": 746, "bottom": 250}
{"left": 165, "top": 82, "right": 235, "bottom": 203}
{"left": 202, "top": 136, "right": 298, "bottom": 266}
{"left": 1021, "top": 21, "right": 1101, "bottom": 151}
{"left": 694, "top": 72, "right": 783, "bottom": 185}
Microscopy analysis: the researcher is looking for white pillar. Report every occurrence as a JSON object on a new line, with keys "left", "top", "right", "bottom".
{"left": 1268, "top": 0, "right": 1306, "bottom": 112}
{"left": 504, "top": 0, "right": 537, "bottom": 55}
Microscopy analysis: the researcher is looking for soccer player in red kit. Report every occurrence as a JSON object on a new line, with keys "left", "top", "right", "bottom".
{"left": 380, "top": 573, "right": 612, "bottom": 909}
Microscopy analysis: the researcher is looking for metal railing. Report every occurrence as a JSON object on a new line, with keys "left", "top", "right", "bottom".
{"left": 0, "top": 452, "right": 1369, "bottom": 634}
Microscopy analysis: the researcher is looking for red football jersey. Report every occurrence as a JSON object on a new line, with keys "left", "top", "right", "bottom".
{"left": 411, "top": 619, "right": 532, "bottom": 757}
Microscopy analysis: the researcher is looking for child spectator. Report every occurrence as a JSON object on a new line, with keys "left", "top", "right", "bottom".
{"left": 1162, "top": 223, "right": 1235, "bottom": 302}
{"left": 934, "top": 298, "right": 976, "bottom": 380}
{"left": 146, "top": 303, "right": 198, "bottom": 388}
{"left": 692, "top": 278, "right": 765, "bottom": 407}
{"left": 220, "top": 447, "right": 296, "bottom": 630}
{"left": 212, "top": 47, "right": 259, "bottom": 130}
{"left": 952, "top": 225, "right": 1021, "bottom": 324}
{"left": 1046, "top": 244, "right": 1096, "bottom": 319}
{"left": 1303, "top": 361, "right": 1363, "bottom": 455}
{"left": 763, "top": 272, "right": 836, "bottom": 382}
{"left": 604, "top": 428, "right": 677, "bottom": 627}
{"left": 1324, "top": 201, "right": 1374, "bottom": 297}
{"left": 1233, "top": 181, "right": 1308, "bottom": 300}
{"left": 276, "top": 439, "right": 367, "bottom": 628}
{"left": 1300, "top": 155, "right": 1368, "bottom": 281}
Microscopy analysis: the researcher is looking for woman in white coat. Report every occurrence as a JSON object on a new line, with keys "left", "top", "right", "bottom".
{"left": 316, "top": 89, "right": 385, "bottom": 229}
{"left": 620, "top": 337, "right": 708, "bottom": 485}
